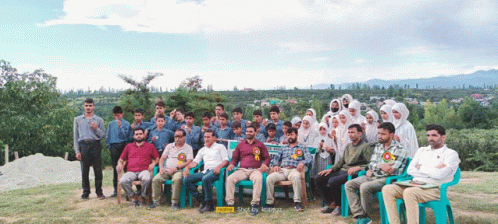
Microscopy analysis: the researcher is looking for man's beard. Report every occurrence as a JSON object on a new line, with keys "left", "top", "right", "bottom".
{"left": 343, "top": 104, "right": 349, "bottom": 108}
{"left": 288, "top": 138, "right": 296, "bottom": 144}
{"left": 331, "top": 107, "right": 339, "bottom": 113}
{"left": 135, "top": 138, "right": 145, "bottom": 143}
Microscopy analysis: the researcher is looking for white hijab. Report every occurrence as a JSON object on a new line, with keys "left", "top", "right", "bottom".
{"left": 380, "top": 104, "right": 393, "bottom": 123}
{"left": 384, "top": 99, "right": 397, "bottom": 106}
{"left": 365, "top": 110, "right": 379, "bottom": 144}
{"left": 320, "top": 112, "right": 333, "bottom": 129}
{"left": 307, "top": 108, "right": 319, "bottom": 131}
{"left": 298, "top": 115, "right": 317, "bottom": 146}
{"left": 392, "top": 103, "right": 409, "bottom": 129}
{"left": 336, "top": 110, "right": 352, "bottom": 164}
{"left": 342, "top": 94, "right": 353, "bottom": 108}
{"left": 348, "top": 100, "right": 366, "bottom": 125}
{"left": 315, "top": 122, "right": 334, "bottom": 159}
{"left": 291, "top": 116, "right": 302, "bottom": 126}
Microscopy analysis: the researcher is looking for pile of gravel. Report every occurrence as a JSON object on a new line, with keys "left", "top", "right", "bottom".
{"left": 0, "top": 153, "right": 93, "bottom": 191}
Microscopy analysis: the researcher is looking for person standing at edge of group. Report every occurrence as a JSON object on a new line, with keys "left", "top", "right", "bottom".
{"left": 345, "top": 122, "right": 408, "bottom": 224}
{"left": 106, "top": 106, "right": 131, "bottom": 198}
{"left": 73, "top": 98, "right": 106, "bottom": 200}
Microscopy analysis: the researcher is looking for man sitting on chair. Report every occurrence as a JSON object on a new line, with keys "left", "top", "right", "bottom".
{"left": 183, "top": 129, "right": 229, "bottom": 213}
{"left": 226, "top": 124, "right": 271, "bottom": 215}
{"left": 149, "top": 129, "right": 193, "bottom": 210}
{"left": 264, "top": 127, "right": 312, "bottom": 212}
{"left": 382, "top": 124, "right": 460, "bottom": 224}
{"left": 117, "top": 127, "right": 159, "bottom": 206}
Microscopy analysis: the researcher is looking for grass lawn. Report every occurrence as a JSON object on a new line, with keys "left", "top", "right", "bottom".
{"left": 0, "top": 168, "right": 496, "bottom": 224}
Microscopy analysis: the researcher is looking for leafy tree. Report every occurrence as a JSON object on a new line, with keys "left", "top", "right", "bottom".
{"left": 0, "top": 60, "right": 76, "bottom": 163}
{"left": 117, "top": 72, "right": 163, "bottom": 121}
{"left": 179, "top": 75, "right": 202, "bottom": 92}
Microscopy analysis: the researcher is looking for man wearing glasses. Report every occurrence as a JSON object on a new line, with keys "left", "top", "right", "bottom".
{"left": 149, "top": 129, "right": 193, "bottom": 210}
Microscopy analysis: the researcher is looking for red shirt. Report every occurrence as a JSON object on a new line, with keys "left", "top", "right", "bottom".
{"left": 120, "top": 142, "right": 159, "bottom": 172}
{"left": 231, "top": 139, "right": 270, "bottom": 168}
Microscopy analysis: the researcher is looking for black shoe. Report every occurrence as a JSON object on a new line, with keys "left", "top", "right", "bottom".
{"left": 294, "top": 202, "right": 304, "bottom": 212}
{"left": 97, "top": 194, "right": 105, "bottom": 200}
{"left": 196, "top": 197, "right": 206, "bottom": 211}
{"left": 110, "top": 192, "right": 117, "bottom": 198}
{"left": 199, "top": 200, "right": 215, "bottom": 213}
{"left": 147, "top": 201, "right": 160, "bottom": 210}
{"left": 81, "top": 193, "right": 89, "bottom": 199}
{"left": 262, "top": 203, "right": 274, "bottom": 211}
{"left": 172, "top": 203, "right": 180, "bottom": 211}
{"left": 251, "top": 204, "right": 259, "bottom": 215}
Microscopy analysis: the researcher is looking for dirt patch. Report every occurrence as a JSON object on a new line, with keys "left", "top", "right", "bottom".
{"left": 0, "top": 217, "right": 22, "bottom": 223}
{"left": 453, "top": 209, "right": 498, "bottom": 219}
{"left": 73, "top": 187, "right": 117, "bottom": 210}
{"left": 458, "top": 178, "right": 483, "bottom": 184}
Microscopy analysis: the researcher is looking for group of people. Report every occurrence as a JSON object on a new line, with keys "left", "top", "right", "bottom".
{"left": 73, "top": 94, "right": 460, "bottom": 223}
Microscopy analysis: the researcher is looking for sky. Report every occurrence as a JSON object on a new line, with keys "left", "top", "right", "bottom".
{"left": 1, "top": 0, "right": 498, "bottom": 91}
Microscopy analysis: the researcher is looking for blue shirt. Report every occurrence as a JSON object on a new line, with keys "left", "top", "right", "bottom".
{"left": 128, "top": 121, "right": 152, "bottom": 141}
{"left": 106, "top": 119, "right": 131, "bottom": 147}
{"left": 233, "top": 119, "right": 248, "bottom": 134}
{"left": 147, "top": 128, "right": 174, "bottom": 153}
{"left": 184, "top": 125, "right": 203, "bottom": 152}
{"left": 268, "top": 119, "right": 284, "bottom": 138}
{"left": 231, "top": 133, "right": 246, "bottom": 141}
{"left": 215, "top": 126, "right": 233, "bottom": 148}
{"left": 266, "top": 136, "right": 280, "bottom": 144}
{"left": 271, "top": 143, "right": 313, "bottom": 168}
{"left": 173, "top": 120, "right": 187, "bottom": 132}
{"left": 256, "top": 133, "right": 266, "bottom": 143}
{"left": 257, "top": 123, "right": 267, "bottom": 137}
{"left": 149, "top": 116, "right": 176, "bottom": 132}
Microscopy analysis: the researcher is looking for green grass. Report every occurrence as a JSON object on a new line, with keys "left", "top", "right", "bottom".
{"left": 0, "top": 170, "right": 497, "bottom": 224}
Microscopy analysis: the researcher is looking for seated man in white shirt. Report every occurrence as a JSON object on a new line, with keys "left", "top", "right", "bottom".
{"left": 382, "top": 124, "right": 460, "bottom": 224}
{"left": 182, "top": 129, "right": 229, "bottom": 213}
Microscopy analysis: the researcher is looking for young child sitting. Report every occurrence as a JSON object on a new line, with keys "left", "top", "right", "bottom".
{"left": 231, "top": 121, "right": 245, "bottom": 141}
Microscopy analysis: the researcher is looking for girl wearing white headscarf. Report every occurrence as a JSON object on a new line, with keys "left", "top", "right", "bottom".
{"left": 320, "top": 112, "right": 333, "bottom": 130}
{"left": 331, "top": 110, "right": 352, "bottom": 164}
{"left": 291, "top": 116, "right": 302, "bottom": 129}
{"left": 365, "top": 110, "right": 379, "bottom": 145}
{"left": 312, "top": 122, "right": 336, "bottom": 176}
{"left": 341, "top": 94, "right": 353, "bottom": 109}
{"left": 306, "top": 108, "right": 320, "bottom": 131}
{"left": 348, "top": 100, "right": 366, "bottom": 125}
{"left": 392, "top": 103, "right": 419, "bottom": 157}
{"left": 380, "top": 104, "right": 394, "bottom": 123}
{"left": 298, "top": 115, "right": 318, "bottom": 147}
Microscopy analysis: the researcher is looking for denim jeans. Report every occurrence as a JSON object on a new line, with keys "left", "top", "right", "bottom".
{"left": 183, "top": 170, "right": 219, "bottom": 202}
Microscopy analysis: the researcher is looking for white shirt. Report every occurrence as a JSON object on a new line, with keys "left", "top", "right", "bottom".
{"left": 395, "top": 121, "right": 419, "bottom": 158}
{"left": 407, "top": 145, "right": 460, "bottom": 185}
{"left": 193, "top": 142, "right": 229, "bottom": 173}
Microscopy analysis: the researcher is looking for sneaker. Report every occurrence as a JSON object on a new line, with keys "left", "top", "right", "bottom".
{"left": 147, "top": 201, "right": 160, "bottom": 210}
{"left": 250, "top": 204, "right": 259, "bottom": 215}
{"left": 320, "top": 206, "right": 333, "bottom": 213}
{"left": 332, "top": 207, "right": 341, "bottom": 216}
{"left": 97, "top": 194, "right": 105, "bottom": 200}
{"left": 196, "top": 197, "right": 206, "bottom": 212}
{"left": 109, "top": 192, "right": 117, "bottom": 198}
{"left": 262, "top": 203, "right": 274, "bottom": 211}
{"left": 294, "top": 202, "right": 304, "bottom": 212}
{"left": 172, "top": 203, "right": 181, "bottom": 211}
{"left": 356, "top": 218, "right": 372, "bottom": 224}
{"left": 81, "top": 194, "right": 89, "bottom": 200}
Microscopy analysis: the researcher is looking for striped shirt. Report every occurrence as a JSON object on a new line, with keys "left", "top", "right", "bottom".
{"left": 368, "top": 140, "right": 408, "bottom": 178}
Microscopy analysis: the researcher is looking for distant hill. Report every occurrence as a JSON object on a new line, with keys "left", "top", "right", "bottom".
{"left": 314, "top": 69, "right": 498, "bottom": 89}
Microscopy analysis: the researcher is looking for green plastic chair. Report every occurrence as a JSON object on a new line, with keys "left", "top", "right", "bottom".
{"left": 227, "top": 166, "right": 268, "bottom": 206}
{"left": 152, "top": 166, "right": 187, "bottom": 208}
{"left": 396, "top": 167, "right": 461, "bottom": 224}
{"left": 341, "top": 170, "right": 366, "bottom": 217}
{"left": 187, "top": 161, "right": 226, "bottom": 208}
{"left": 374, "top": 157, "right": 412, "bottom": 224}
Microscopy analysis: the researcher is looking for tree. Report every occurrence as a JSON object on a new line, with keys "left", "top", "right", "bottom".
{"left": 117, "top": 72, "right": 163, "bottom": 120}
{"left": 0, "top": 60, "right": 76, "bottom": 163}
{"left": 179, "top": 75, "right": 202, "bottom": 92}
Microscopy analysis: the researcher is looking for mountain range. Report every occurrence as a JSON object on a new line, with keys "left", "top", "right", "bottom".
{"left": 314, "top": 69, "right": 498, "bottom": 89}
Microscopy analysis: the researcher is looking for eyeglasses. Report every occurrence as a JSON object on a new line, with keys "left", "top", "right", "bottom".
{"left": 174, "top": 135, "right": 184, "bottom": 138}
